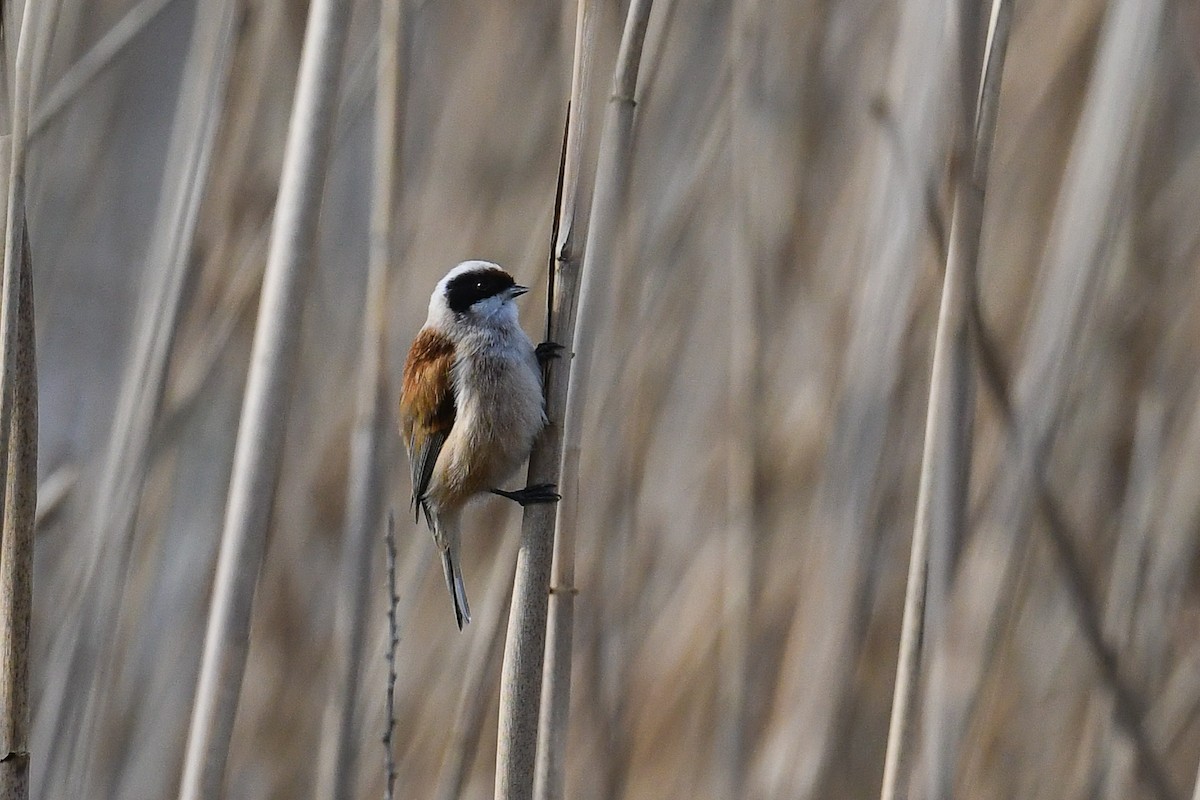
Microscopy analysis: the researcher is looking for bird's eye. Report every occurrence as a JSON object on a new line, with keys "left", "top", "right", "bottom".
{"left": 475, "top": 281, "right": 484, "bottom": 290}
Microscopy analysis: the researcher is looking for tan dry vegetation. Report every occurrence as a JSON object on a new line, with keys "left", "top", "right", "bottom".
{"left": 18, "top": 0, "right": 1200, "bottom": 798}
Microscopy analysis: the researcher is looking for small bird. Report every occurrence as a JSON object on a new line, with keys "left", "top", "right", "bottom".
{"left": 400, "top": 260, "right": 561, "bottom": 629}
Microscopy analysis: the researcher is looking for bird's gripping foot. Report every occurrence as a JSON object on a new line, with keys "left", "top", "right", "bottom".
{"left": 535, "top": 341, "right": 565, "bottom": 365}
{"left": 491, "top": 484, "right": 561, "bottom": 506}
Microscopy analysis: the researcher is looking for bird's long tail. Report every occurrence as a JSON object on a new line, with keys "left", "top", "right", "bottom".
{"left": 435, "top": 516, "right": 471, "bottom": 629}
{"left": 441, "top": 547, "right": 471, "bottom": 629}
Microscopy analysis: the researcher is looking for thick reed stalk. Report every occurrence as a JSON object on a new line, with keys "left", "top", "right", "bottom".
{"left": 493, "top": 5, "right": 600, "bottom": 797}
{"left": 0, "top": 182, "right": 35, "bottom": 800}
{"left": 315, "top": 1, "right": 406, "bottom": 797}
{"left": 526, "top": 7, "right": 600, "bottom": 800}
{"left": 0, "top": 7, "right": 38, "bottom": 800}
{"left": 532, "top": 2, "right": 655, "bottom": 798}
{"left": 0, "top": 0, "right": 37, "bottom": 521}
{"left": 177, "top": 0, "right": 352, "bottom": 795}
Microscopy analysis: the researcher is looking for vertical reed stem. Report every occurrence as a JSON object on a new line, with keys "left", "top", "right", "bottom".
{"left": 178, "top": 0, "right": 352, "bottom": 794}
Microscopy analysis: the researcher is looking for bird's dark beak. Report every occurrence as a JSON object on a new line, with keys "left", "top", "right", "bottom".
{"left": 508, "top": 285, "right": 529, "bottom": 299}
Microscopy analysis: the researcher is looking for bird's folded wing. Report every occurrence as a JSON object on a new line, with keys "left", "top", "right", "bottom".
{"left": 400, "top": 329, "right": 457, "bottom": 518}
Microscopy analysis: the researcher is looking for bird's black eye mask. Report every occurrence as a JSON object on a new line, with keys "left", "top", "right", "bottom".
{"left": 445, "top": 269, "right": 516, "bottom": 314}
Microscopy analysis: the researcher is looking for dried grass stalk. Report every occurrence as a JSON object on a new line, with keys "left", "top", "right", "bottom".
{"left": 30, "top": 0, "right": 177, "bottom": 140}
{"left": 878, "top": 2, "right": 1011, "bottom": 799}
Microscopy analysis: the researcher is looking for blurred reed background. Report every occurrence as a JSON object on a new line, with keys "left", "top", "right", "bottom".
{"left": 15, "top": 0, "right": 1200, "bottom": 797}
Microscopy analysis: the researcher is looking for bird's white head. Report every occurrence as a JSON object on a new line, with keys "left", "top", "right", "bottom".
{"left": 427, "top": 260, "right": 529, "bottom": 335}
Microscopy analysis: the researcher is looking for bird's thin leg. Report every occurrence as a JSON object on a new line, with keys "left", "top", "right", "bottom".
{"left": 491, "top": 484, "right": 561, "bottom": 506}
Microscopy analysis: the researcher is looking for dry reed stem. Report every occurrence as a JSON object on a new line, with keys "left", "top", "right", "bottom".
{"left": 0, "top": 0, "right": 35, "bottom": 526}
{"left": 529, "top": 7, "right": 601, "bottom": 800}
{"left": 315, "top": 0, "right": 406, "bottom": 796}
{"left": 494, "top": 5, "right": 600, "bottom": 797}
{"left": 0, "top": 10, "right": 37, "bottom": 800}
{"left": 177, "top": 0, "right": 352, "bottom": 793}
{"left": 878, "top": 0, "right": 1009, "bottom": 792}
{"left": 535, "top": 2, "right": 655, "bottom": 797}
{"left": 0, "top": 197, "right": 34, "bottom": 800}
{"left": 922, "top": 1, "right": 1010, "bottom": 797}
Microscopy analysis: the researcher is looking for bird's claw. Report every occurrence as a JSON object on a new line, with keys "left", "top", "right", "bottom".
{"left": 491, "top": 483, "right": 561, "bottom": 506}
{"left": 535, "top": 341, "right": 565, "bottom": 365}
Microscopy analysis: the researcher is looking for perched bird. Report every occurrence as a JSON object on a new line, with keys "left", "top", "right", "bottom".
{"left": 400, "top": 260, "right": 561, "bottom": 629}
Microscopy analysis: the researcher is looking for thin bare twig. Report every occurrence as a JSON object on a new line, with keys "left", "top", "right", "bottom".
{"left": 383, "top": 512, "right": 398, "bottom": 800}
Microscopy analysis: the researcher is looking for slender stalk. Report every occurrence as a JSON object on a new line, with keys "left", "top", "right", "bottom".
{"left": 27, "top": 0, "right": 63, "bottom": 115}
{"left": 177, "top": 0, "right": 353, "bottom": 794}
{"left": 879, "top": 1, "right": 1013, "bottom": 796}
{"left": 722, "top": 0, "right": 760, "bottom": 791}
{"left": 493, "top": 4, "right": 601, "bottom": 796}
{"left": 919, "top": 1, "right": 1013, "bottom": 790}
{"left": 316, "top": 0, "right": 406, "bottom": 796}
{"left": 0, "top": 203, "right": 34, "bottom": 800}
